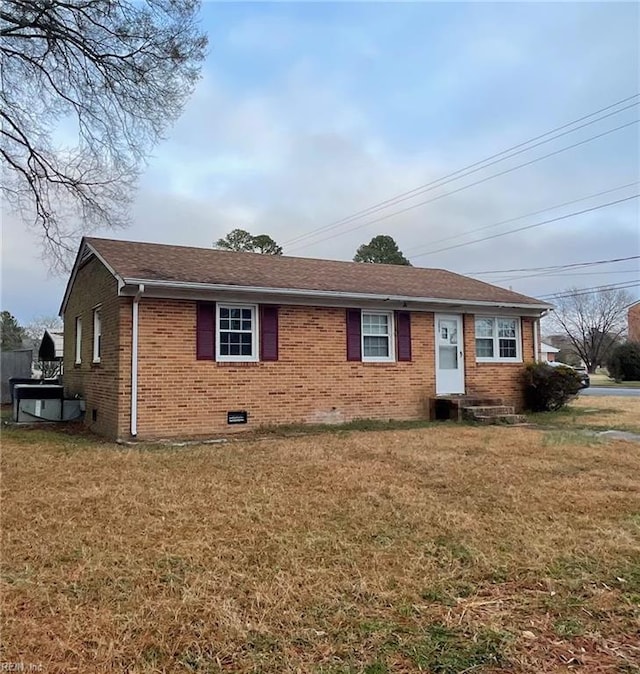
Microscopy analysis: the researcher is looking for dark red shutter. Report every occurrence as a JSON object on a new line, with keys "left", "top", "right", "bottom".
{"left": 260, "top": 305, "right": 279, "bottom": 361}
{"left": 196, "top": 302, "right": 215, "bottom": 360}
{"left": 346, "top": 309, "right": 362, "bottom": 361}
{"left": 395, "top": 311, "right": 412, "bottom": 361}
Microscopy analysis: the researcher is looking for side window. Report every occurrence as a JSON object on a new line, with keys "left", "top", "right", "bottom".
{"left": 93, "top": 307, "right": 102, "bottom": 363}
{"left": 75, "top": 316, "right": 82, "bottom": 364}
{"left": 475, "top": 318, "right": 494, "bottom": 358}
{"left": 216, "top": 304, "right": 258, "bottom": 362}
{"left": 475, "top": 316, "right": 521, "bottom": 362}
{"left": 361, "top": 311, "right": 394, "bottom": 362}
{"left": 196, "top": 303, "right": 279, "bottom": 362}
{"left": 347, "top": 309, "right": 411, "bottom": 362}
{"left": 497, "top": 318, "right": 518, "bottom": 358}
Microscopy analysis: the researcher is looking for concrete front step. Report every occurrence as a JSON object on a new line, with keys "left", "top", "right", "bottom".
{"left": 453, "top": 396, "right": 505, "bottom": 407}
{"left": 431, "top": 395, "right": 526, "bottom": 425}
{"left": 474, "top": 414, "right": 528, "bottom": 425}
{"left": 462, "top": 405, "right": 515, "bottom": 418}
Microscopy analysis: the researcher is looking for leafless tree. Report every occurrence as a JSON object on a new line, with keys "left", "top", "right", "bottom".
{"left": 547, "top": 287, "right": 634, "bottom": 373}
{"left": 23, "top": 315, "right": 63, "bottom": 377}
{"left": 1, "top": 0, "right": 207, "bottom": 271}
{"left": 23, "top": 314, "right": 62, "bottom": 343}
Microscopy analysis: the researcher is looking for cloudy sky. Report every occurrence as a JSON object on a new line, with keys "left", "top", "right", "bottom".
{"left": 2, "top": 1, "right": 639, "bottom": 325}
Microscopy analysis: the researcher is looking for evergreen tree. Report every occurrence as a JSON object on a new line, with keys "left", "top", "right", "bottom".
{"left": 214, "top": 229, "right": 283, "bottom": 254}
{"left": 1, "top": 311, "right": 26, "bottom": 350}
{"left": 353, "top": 235, "right": 411, "bottom": 265}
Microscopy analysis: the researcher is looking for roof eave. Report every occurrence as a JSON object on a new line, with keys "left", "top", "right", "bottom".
{"left": 120, "top": 277, "right": 554, "bottom": 312}
{"left": 59, "top": 240, "right": 125, "bottom": 316}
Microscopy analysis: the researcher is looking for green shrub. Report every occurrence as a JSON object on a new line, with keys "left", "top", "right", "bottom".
{"left": 523, "top": 362, "right": 583, "bottom": 412}
{"left": 607, "top": 342, "right": 640, "bottom": 381}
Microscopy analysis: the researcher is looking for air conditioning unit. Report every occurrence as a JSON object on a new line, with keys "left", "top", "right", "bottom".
{"left": 13, "top": 384, "right": 64, "bottom": 422}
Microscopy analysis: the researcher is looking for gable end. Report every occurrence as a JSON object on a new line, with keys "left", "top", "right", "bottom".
{"left": 59, "top": 239, "right": 123, "bottom": 316}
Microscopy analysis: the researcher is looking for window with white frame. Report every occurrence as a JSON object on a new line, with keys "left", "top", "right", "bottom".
{"left": 92, "top": 308, "right": 102, "bottom": 363}
{"left": 75, "top": 316, "right": 82, "bottom": 364}
{"left": 362, "top": 311, "right": 394, "bottom": 362}
{"left": 475, "top": 317, "right": 521, "bottom": 362}
{"left": 216, "top": 304, "right": 258, "bottom": 361}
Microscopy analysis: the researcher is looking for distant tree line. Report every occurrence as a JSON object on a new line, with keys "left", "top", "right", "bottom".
{"left": 215, "top": 230, "right": 412, "bottom": 265}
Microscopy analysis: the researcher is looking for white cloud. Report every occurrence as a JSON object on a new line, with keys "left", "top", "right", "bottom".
{"left": 2, "top": 2, "right": 639, "bottom": 324}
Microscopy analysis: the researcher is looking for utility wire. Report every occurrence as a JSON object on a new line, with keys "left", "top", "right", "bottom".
{"left": 283, "top": 96, "right": 639, "bottom": 247}
{"left": 524, "top": 269, "right": 638, "bottom": 277}
{"left": 491, "top": 256, "right": 640, "bottom": 284}
{"left": 283, "top": 94, "right": 640, "bottom": 248}
{"left": 544, "top": 283, "right": 640, "bottom": 301}
{"left": 405, "top": 182, "right": 638, "bottom": 257}
{"left": 497, "top": 268, "right": 639, "bottom": 283}
{"left": 543, "top": 284, "right": 640, "bottom": 301}
{"left": 540, "top": 280, "right": 640, "bottom": 300}
{"left": 408, "top": 194, "right": 639, "bottom": 260}
{"left": 464, "top": 254, "right": 640, "bottom": 275}
{"left": 287, "top": 119, "right": 640, "bottom": 253}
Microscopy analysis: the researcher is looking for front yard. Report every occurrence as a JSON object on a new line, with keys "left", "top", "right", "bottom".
{"left": 1, "top": 397, "right": 639, "bottom": 673}
{"left": 531, "top": 395, "right": 640, "bottom": 435}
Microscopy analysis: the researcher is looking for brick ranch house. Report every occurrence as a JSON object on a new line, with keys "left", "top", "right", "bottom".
{"left": 61, "top": 237, "right": 553, "bottom": 440}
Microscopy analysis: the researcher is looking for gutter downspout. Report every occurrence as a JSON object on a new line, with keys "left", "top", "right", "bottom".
{"left": 533, "top": 309, "right": 552, "bottom": 363}
{"left": 533, "top": 318, "right": 540, "bottom": 362}
{"left": 131, "top": 284, "right": 145, "bottom": 437}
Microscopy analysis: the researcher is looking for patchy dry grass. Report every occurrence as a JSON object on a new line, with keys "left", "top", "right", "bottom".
{"left": 529, "top": 395, "right": 640, "bottom": 434}
{"left": 2, "top": 420, "right": 639, "bottom": 673}
{"left": 589, "top": 374, "right": 640, "bottom": 389}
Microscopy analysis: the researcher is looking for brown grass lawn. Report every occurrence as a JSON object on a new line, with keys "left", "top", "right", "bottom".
{"left": 531, "top": 395, "right": 640, "bottom": 434}
{"left": 571, "top": 396, "right": 640, "bottom": 431}
{"left": 2, "top": 400, "right": 640, "bottom": 673}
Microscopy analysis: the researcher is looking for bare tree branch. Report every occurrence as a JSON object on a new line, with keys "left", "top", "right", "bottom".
{"left": 546, "top": 287, "right": 633, "bottom": 372}
{"left": 1, "top": 0, "right": 207, "bottom": 272}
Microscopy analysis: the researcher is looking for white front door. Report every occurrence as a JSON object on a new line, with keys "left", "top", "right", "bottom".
{"left": 435, "top": 314, "right": 465, "bottom": 395}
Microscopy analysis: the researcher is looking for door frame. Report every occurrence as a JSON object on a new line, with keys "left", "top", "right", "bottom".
{"left": 435, "top": 313, "right": 465, "bottom": 395}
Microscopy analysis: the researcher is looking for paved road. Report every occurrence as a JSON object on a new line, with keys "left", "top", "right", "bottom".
{"left": 581, "top": 387, "right": 640, "bottom": 397}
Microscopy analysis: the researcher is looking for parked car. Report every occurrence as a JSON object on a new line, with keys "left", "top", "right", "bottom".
{"left": 547, "top": 361, "right": 590, "bottom": 388}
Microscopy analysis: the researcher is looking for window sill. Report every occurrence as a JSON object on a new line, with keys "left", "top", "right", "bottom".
{"left": 74, "top": 363, "right": 82, "bottom": 369}
{"left": 91, "top": 361, "right": 102, "bottom": 368}
{"left": 476, "top": 358, "right": 523, "bottom": 365}
{"left": 361, "top": 361, "right": 398, "bottom": 366}
{"left": 216, "top": 361, "right": 260, "bottom": 367}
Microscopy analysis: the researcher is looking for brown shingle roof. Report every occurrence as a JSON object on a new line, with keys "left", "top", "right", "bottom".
{"left": 85, "top": 237, "right": 549, "bottom": 307}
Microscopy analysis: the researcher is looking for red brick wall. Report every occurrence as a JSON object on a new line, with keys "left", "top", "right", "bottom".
{"left": 132, "top": 301, "right": 436, "bottom": 439}
{"left": 65, "top": 272, "right": 538, "bottom": 438}
{"left": 462, "top": 314, "right": 536, "bottom": 411}
{"left": 629, "top": 303, "right": 640, "bottom": 342}
{"left": 62, "top": 258, "right": 125, "bottom": 437}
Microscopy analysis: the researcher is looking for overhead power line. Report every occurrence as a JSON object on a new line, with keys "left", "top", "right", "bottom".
{"left": 541, "top": 279, "right": 640, "bottom": 300}
{"left": 484, "top": 255, "right": 640, "bottom": 284}
{"left": 405, "top": 182, "right": 638, "bottom": 257}
{"left": 282, "top": 93, "right": 640, "bottom": 249}
{"left": 517, "top": 269, "right": 638, "bottom": 277}
{"left": 407, "top": 194, "right": 639, "bottom": 260}
{"left": 497, "top": 268, "right": 639, "bottom": 284}
{"left": 464, "top": 254, "right": 640, "bottom": 276}
{"left": 287, "top": 119, "right": 640, "bottom": 253}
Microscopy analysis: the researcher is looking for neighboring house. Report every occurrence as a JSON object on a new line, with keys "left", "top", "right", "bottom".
{"left": 540, "top": 341, "right": 559, "bottom": 362}
{"left": 61, "top": 237, "right": 553, "bottom": 440}
{"left": 36, "top": 329, "right": 64, "bottom": 377}
{"left": 38, "top": 329, "right": 64, "bottom": 362}
{"left": 629, "top": 301, "right": 640, "bottom": 342}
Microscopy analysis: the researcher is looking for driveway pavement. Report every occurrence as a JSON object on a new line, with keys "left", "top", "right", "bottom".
{"left": 581, "top": 387, "right": 640, "bottom": 397}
